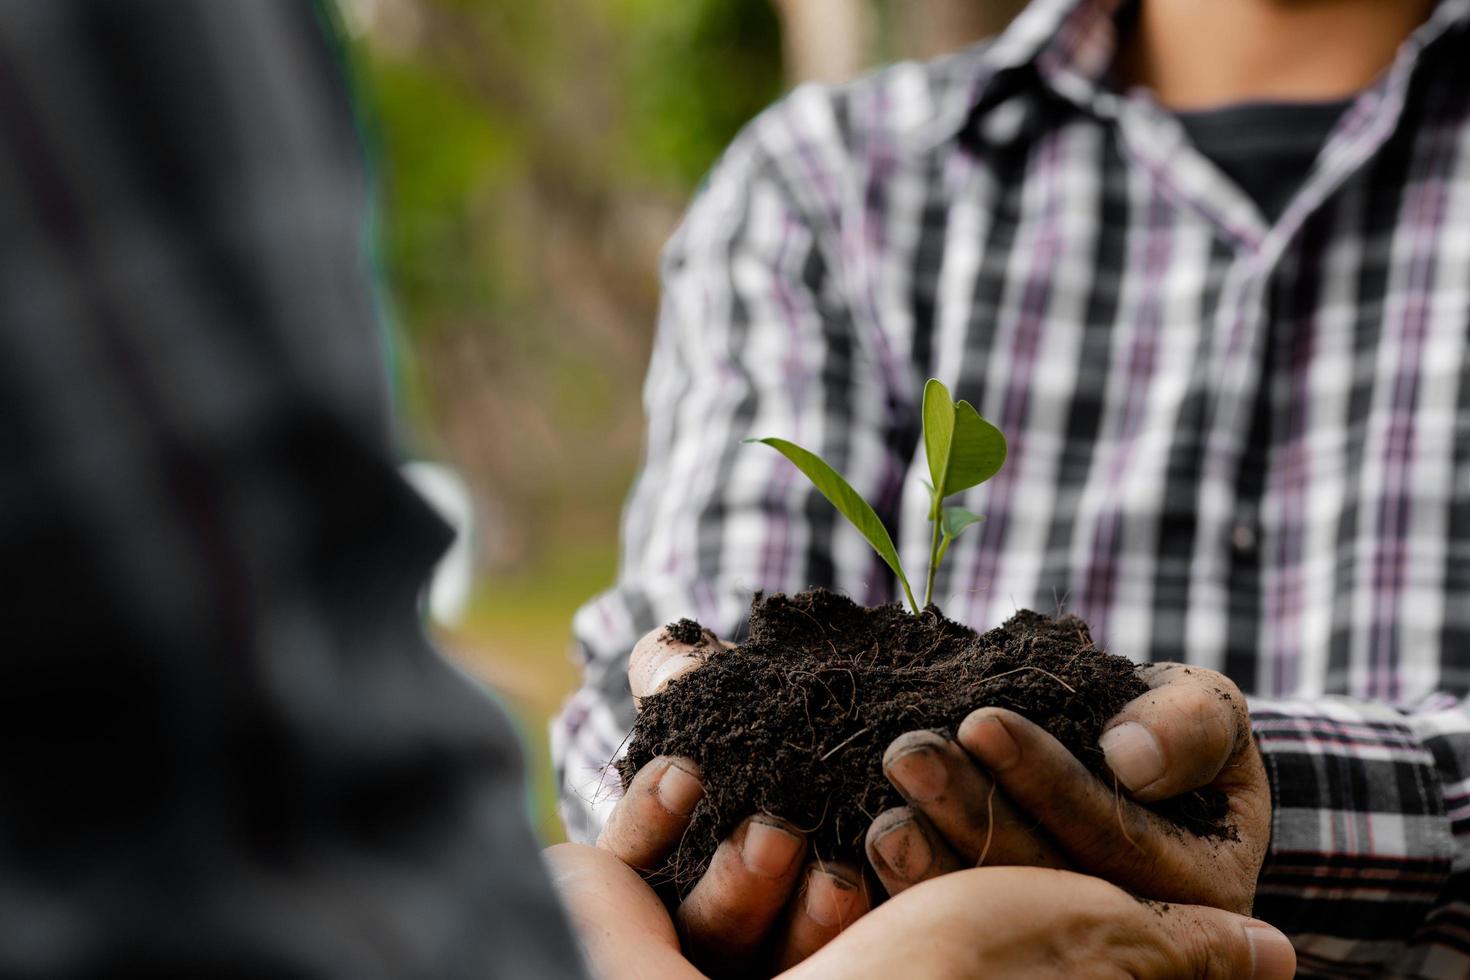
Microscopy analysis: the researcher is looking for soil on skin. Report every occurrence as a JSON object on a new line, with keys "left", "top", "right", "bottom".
{"left": 620, "top": 588, "right": 1231, "bottom": 894}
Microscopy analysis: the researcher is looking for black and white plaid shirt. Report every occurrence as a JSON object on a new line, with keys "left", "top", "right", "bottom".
{"left": 555, "top": 0, "right": 1470, "bottom": 973}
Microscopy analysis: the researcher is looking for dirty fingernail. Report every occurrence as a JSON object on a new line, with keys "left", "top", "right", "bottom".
{"left": 872, "top": 819, "right": 933, "bottom": 881}
{"left": 965, "top": 714, "right": 1021, "bottom": 771}
{"left": 743, "top": 820, "right": 803, "bottom": 878}
{"left": 1245, "top": 922, "right": 1296, "bottom": 980}
{"left": 805, "top": 869, "right": 861, "bottom": 928}
{"left": 657, "top": 759, "right": 703, "bottom": 816}
{"left": 1100, "top": 722, "right": 1166, "bottom": 793}
{"left": 650, "top": 653, "right": 700, "bottom": 694}
{"left": 886, "top": 745, "right": 949, "bottom": 802}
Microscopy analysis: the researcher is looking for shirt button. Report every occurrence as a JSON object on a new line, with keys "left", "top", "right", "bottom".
{"left": 1231, "top": 522, "right": 1258, "bottom": 554}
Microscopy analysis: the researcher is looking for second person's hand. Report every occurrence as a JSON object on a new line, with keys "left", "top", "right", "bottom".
{"left": 597, "top": 625, "right": 873, "bottom": 975}
{"left": 550, "top": 843, "right": 1297, "bottom": 980}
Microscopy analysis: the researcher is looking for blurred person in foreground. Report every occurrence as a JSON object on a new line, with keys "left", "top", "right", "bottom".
{"left": 0, "top": 2, "right": 1292, "bottom": 978}
{"left": 563, "top": 0, "right": 1470, "bottom": 975}
{"left": 0, "top": 1, "right": 580, "bottom": 975}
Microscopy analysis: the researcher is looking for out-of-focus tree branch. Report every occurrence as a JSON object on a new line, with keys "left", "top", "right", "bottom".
{"left": 772, "top": 0, "right": 1025, "bottom": 84}
{"left": 770, "top": 0, "right": 875, "bottom": 84}
{"left": 896, "top": 0, "right": 1027, "bottom": 60}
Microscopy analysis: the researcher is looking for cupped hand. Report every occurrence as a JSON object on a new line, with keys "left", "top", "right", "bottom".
{"left": 787, "top": 864, "right": 1294, "bottom": 980}
{"left": 548, "top": 843, "right": 1296, "bottom": 980}
{"left": 598, "top": 625, "right": 872, "bottom": 975}
{"left": 868, "top": 663, "right": 1270, "bottom": 915}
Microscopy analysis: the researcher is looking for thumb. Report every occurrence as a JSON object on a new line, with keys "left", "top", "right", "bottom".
{"left": 1100, "top": 662, "right": 1252, "bottom": 801}
{"left": 777, "top": 868, "right": 1293, "bottom": 980}
{"left": 545, "top": 843, "right": 703, "bottom": 980}
{"left": 628, "top": 621, "right": 726, "bottom": 705}
{"left": 1145, "top": 904, "right": 1296, "bottom": 980}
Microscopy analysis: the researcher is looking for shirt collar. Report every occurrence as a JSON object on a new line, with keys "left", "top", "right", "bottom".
{"left": 986, "top": 0, "right": 1127, "bottom": 104}
{"left": 917, "top": 0, "right": 1470, "bottom": 151}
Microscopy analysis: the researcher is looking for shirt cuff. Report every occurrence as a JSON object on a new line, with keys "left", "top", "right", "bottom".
{"left": 1250, "top": 697, "right": 1453, "bottom": 971}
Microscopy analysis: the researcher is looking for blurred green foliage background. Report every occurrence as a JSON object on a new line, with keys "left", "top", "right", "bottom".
{"left": 337, "top": 0, "right": 1021, "bottom": 843}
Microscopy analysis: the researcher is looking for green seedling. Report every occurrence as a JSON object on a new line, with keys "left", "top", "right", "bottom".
{"left": 747, "top": 378, "right": 1007, "bottom": 615}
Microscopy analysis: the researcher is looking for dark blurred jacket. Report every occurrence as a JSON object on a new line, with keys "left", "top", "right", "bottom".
{"left": 0, "top": 2, "right": 583, "bottom": 976}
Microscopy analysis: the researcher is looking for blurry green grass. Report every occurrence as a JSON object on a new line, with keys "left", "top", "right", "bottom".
{"left": 440, "top": 541, "right": 619, "bottom": 845}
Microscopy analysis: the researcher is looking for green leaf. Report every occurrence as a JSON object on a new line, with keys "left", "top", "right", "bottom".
{"left": 934, "top": 507, "right": 986, "bottom": 589}
{"left": 946, "top": 400, "right": 1007, "bottom": 495}
{"left": 922, "top": 379, "right": 956, "bottom": 500}
{"left": 941, "top": 506, "right": 986, "bottom": 539}
{"left": 747, "top": 437, "right": 917, "bottom": 612}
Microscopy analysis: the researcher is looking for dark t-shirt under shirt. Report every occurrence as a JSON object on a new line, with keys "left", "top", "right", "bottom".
{"left": 1176, "top": 99, "right": 1354, "bottom": 222}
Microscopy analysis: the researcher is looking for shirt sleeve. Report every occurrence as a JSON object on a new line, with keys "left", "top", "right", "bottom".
{"left": 552, "top": 91, "right": 915, "bottom": 843}
{"left": 1250, "top": 694, "right": 1470, "bottom": 977}
{"left": 0, "top": 4, "right": 584, "bottom": 977}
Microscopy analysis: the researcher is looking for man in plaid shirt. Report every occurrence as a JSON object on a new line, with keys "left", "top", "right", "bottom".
{"left": 0, "top": 0, "right": 1305, "bottom": 975}
{"left": 558, "top": 0, "right": 1470, "bottom": 974}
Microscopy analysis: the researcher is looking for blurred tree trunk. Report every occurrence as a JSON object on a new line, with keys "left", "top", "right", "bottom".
{"left": 770, "top": 0, "right": 874, "bottom": 84}
{"left": 771, "top": 0, "right": 1027, "bottom": 84}
{"left": 896, "top": 0, "right": 1028, "bottom": 59}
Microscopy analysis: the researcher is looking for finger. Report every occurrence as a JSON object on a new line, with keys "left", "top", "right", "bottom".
{"left": 769, "top": 860, "right": 872, "bottom": 972}
{"left": 629, "top": 624, "right": 719, "bottom": 704}
{"left": 1138, "top": 902, "right": 1297, "bottom": 980}
{"left": 863, "top": 805, "right": 964, "bottom": 896}
{"left": 677, "top": 816, "right": 808, "bottom": 972}
{"left": 961, "top": 707, "right": 1266, "bottom": 912}
{"left": 1039, "top": 870, "right": 1294, "bottom": 980}
{"left": 597, "top": 755, "right": 704, "bottom": 871}
{"left": 544, "top": 843, "right": 702, "bottom": 980}
{"left": 956, "top": 707, "right": 1231, "bottom": 907}
{"left": 1099, "top": 662, "right": 1253, "bottom": 802}
{"left": 883, "top": 730, "right": 1070, "bottom": 869}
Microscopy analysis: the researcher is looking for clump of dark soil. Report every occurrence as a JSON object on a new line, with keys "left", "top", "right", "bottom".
{"left": 620, "top": 588, "right": 1229, "bottom": 893}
